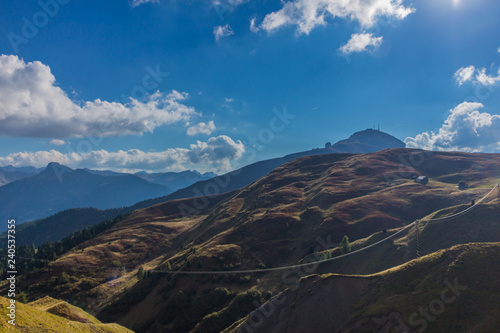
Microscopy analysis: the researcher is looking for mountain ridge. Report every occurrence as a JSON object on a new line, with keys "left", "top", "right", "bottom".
{"left": 0, "top": 164, "right": 219, "bottom": 229}
{"left": 6, "top": 149, "right": 499, "bottom": 333}
{"left": 0, "top": 164, "right": 172, "bottom": 226}
{"left": 230, "top": 241, "right": 500, "bottom": 333}
{"left": 0, "top": 129, "right": 408, "bottom": 243}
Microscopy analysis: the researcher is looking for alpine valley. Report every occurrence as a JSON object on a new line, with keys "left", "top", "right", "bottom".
{"left": 1, "top": 135, "right": 499, "bottom": 332}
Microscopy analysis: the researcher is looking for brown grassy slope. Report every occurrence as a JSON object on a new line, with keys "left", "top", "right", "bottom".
{"left": 307, "top": 197, "right": 500, "bottom": 277}
{"left": 28, "top": 296, "right": 102, "bottom": 324}
{"left": 12, "top": 149, "right": 500, "bottom": 333}
{"left": 11, "top": 191, "right": 234, "bottom": 307}
{"left": 229, "top": 242, "right": 500, "bottom": 333}
{"left": 106, "top": 150, "right": 498, "bottom": 332}
{"left": 0, "top": 296, "right": 132, "bottom": 333}
{"left": 199, "top": 198, "right": 499, "bottom": 333}
{"left": 194, "top": 149, "right": 499, "bottom": 268}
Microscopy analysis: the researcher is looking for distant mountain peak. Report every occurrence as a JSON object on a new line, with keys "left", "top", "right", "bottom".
{"left": 347, "top": 129, "right": 404, "bottom": 143}
{"left": 38, "top": 162, "right": 73, "bottom": 180}
{"left": 0, "top": 165, "right": 44, "bottom": 174}
{"left": 46, "top": 161, "right": 69, "bottom": 168}
{"left": 45, "top": 162, "right": 73, "bottom": 172}
{"left": 327, "top": 129, "right": 405, "bottom": 153}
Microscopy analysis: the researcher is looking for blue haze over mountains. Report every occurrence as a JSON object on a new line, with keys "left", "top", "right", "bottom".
{"left": 0, "top": 129, "right": 405, "bottom": 234}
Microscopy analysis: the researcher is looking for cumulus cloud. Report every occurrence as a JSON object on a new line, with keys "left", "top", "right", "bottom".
{"left": 405, "top": 102, "right": 500, "bottom": 152}
{"left": 476, "top": 68, "right": 500, "bottom": 86}
{"left": 0, "top": 55, "right": 197, "bottom": 139}
{"left": 339, "top": 33, "right": 383, "bottom": 55}
{"left": 187, "top": 121, "right": 217, "bottom": 136}
{"left": 130, "top": 0, "right": 159, "bottom": 8}
{"left": 50, "top": 139, "right": 67, "bottom": 146}
{"left": 187, "top": 135, "right": 244, "bottom": 164}
{"left": 0, "top": 135, "right": 245, "bottom": 173}
{"left": 258, "top": 0, "right": 414, "bottom": 35}
{"left": 454, "top": 66, "right": 476, "bottom": 86}
{"left": 454, "top": 52, "right": 500, "bottom": 87}
{"left": 213, "top": 24, "right": 234, "bottom": 41}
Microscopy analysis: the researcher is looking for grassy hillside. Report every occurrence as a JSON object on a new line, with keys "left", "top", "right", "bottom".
{"left": 307, "top": 197, "right": 500, "bottom": 276}
{"left": 6, "top": 149, "right": 499, "bottom": 332}
{"left": 347, "top": 242, "right": 500, "bottom": 332}
{"left": 230, "top": 242, "right": 500, "bottom": 333}
{"left": 0, "top": 132, "right": 393, "bottom": 248}
{"left": 0, "top": 296, "right": 132, "bottom": 332}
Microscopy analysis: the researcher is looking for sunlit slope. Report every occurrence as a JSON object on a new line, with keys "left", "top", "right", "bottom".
{"left": 309, "top": 197, "right": 500, "bottom": 276}
{"left": 229, "top": 242, "right": 500, "bottom": 333}
{"left": 0, "top": 296, "right": 133, "bottom": 333}
{"left": 10, "top": 149, "right": 500, "bottom": 333}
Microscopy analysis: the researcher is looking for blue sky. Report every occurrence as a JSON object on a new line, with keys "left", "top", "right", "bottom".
{"left": 0, "top": 0, "right": 499, "bottom": 173}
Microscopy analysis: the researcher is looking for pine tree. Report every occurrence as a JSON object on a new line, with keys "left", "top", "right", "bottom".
{"left": 340, "top": 235, "right": 351, "bottom": 254}
{"left": 137, "top": 267, "right": 145, "bottom": 279}
{"left": 18, "top": 292, "right": 28, "bottom": 303}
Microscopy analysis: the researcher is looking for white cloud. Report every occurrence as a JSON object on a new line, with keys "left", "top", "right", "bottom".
{"left": 213, "top": 24, "right": 234, "bottom": 41}
{"left": 497, "top": 47, "right": 500, "bottom": 54}
{"left": 475, "top": 68, "right": 500, "bottom": 86}
{"left": 258, "top": 0, "right": 414, "bottom": 35}
{"left": 188, "top": 135, "right": 244, "bottom": 164}
{"left": 339, "top": 33, "right": 383, "bottom": 55}
{"left": 454, "top": 66, "right": 500, "bottom": 87}
{"left": 454, "top": 66, "right": 476, "bottom": 86}
{"left": 454, "top": 49, "right": 500, "bottom": 87}
{"left": 187, "top": 121, "right": 217, "bottom": 136}
{"left": 0, "top": 135, "right": 245, "bottom": 173}
{"left": 130, "top": 0, "right": 159, "bottom": 8}
{"left": 0, "top": 55, "right": 197, "bottom": 139}
{"left": 250, "top": 18, "right": 260, "bottom": 33}
{"left": 213, "top": 0, "right": 248, "bottom": 8}
{"left": 405, "top": 102, "right": 500, "bottom": 152}
{"left": 50, "top": 139, "right": 67, "bottom": 146}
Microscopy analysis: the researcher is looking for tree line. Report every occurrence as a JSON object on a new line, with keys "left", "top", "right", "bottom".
{"left": 0, "top": 214, "right": 127, "bottom": 279}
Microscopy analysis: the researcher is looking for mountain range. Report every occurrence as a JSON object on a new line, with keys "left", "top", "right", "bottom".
{"left": 0, "top": 129, "right": 406, "bottom": 241}
{"left": 0, "top": 165, "right": 43, "bottom": 186}
{"left": 4, "top": 148, "right": 498, "bottom": 332}
{"left": 0, "top": 164, "right": 215, "bottom": 230}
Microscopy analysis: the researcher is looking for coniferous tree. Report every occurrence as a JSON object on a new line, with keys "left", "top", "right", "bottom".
{"left": 18, "top": 292, "right": 28, "bottom": 303}
{"left": 137, "top": 267, "right": 145, "bottom": 279}
{"left": 340, "top": 235, "right": 351, "bottom": 254}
